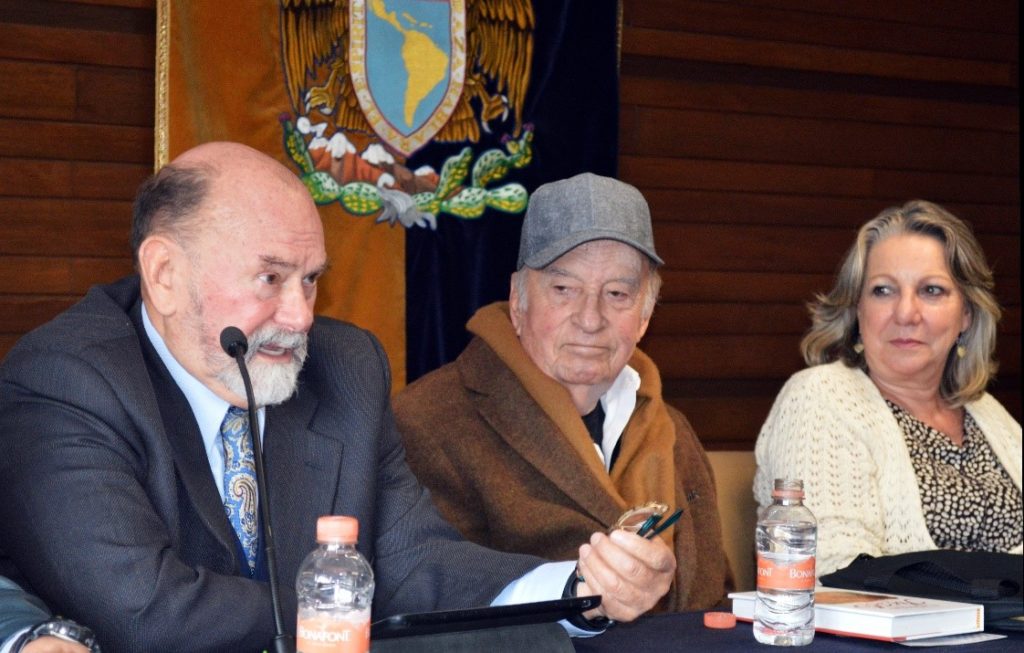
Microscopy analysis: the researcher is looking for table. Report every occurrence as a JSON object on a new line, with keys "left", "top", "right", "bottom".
{"left": 571, "top": 612, "right": 1023, "bottom": 652}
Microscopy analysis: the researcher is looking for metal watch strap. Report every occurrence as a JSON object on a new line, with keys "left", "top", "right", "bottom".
{"left": 19, "top": 618, "right": 101, "bottom": 653}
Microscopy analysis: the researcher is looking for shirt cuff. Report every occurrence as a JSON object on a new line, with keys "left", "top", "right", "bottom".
{"left": 1, "top": 627, "right": 30, "bottom": 653}
{"left": 490, "top": 560, "right": 605, "bottom": 638}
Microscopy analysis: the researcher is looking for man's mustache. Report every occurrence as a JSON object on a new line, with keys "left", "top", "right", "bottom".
{"left": 244, "top": 327, "right": 308, "bottom": 364}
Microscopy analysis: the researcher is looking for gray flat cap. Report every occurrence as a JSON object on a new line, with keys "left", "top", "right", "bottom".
{"left": 517, "top": 172, "right": 663, "bottom": 270}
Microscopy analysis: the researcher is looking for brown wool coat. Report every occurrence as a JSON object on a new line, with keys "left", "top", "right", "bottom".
{"left": 393, "top": 303, "right": 731, "bottom": 612}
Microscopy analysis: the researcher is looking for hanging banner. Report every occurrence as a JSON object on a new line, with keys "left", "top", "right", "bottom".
{"left": 157, "top": 0, "right": 620, "bottom": 388}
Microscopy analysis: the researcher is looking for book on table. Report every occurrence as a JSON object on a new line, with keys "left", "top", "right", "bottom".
{"left": 729, "top": 588, "right": 984, "bottom": 642}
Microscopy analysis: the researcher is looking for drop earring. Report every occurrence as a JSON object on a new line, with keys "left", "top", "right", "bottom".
{"left": 853, "top": 336, "right": 864, "bottom": 354}
{"left": 956, "top": 333, "right": 966, "bottom": 359}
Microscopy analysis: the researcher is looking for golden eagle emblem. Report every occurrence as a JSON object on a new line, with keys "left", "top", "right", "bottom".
{"left": 278, "top": 0, "right": 535, "bottom": 228}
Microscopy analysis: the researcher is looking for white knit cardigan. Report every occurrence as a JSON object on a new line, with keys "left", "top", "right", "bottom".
{"left": 754, "top": 360, "right": 1023, "bottom": 577}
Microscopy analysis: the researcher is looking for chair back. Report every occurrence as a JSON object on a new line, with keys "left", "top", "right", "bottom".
{"left": 707, "top": 450, "right": 758, "bottom": 591}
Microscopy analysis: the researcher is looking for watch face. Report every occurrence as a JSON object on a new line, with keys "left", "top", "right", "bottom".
{"left": 31, "top": 619, "right": 99, "bottom": 651}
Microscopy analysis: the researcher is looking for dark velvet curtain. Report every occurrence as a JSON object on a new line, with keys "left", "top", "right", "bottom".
{"left": 405, "top": 0, "right": 620, "bottom": 382}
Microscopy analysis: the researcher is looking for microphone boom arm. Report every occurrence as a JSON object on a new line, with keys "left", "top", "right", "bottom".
{"left": 222, "top": 327, "right": 295, "bottom": 653}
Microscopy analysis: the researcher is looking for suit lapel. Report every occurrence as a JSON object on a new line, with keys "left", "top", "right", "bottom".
{"left": 130, "top": 303, "right": 242, "bottom": 570}
{"left": 458, "top": 339, "right": 626, "bottom": 527}
{"left": 264, "top": 388, "right": 341, "bottom": 582}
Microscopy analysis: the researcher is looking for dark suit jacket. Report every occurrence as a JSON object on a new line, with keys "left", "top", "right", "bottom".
{"left": 0, "top": 277, "right": 542, "bottom": 653}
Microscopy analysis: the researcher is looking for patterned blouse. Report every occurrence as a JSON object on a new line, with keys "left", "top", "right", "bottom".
{"left": 889, "top": 400, "right": 1024, "bottom": 551}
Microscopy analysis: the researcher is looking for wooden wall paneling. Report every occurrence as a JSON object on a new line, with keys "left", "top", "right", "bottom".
{"left": 0, "top": 0, "right": 153, "bottom": 362}
{"left": 657, "top": 270, "right": 835, "bottom": 303}
{"left": 620, "top": 28, "right": 1015, "bottom": 86}
{"left": 0, "top": 256, "right": 133, "bottom": 295}
{"left": 723, "top": 0, "right": 1018, "bottom": 34}
{"left": 0, "top": 22, "right": 153, "bottom": 68}
{"left": 643, "top": 189, "right": 1021, "bottom": 233}
{"left": 648, "top": 302, "right": 808, "bottom": 336}
{"left": 654, "top": 223, "right": 859, "bottom": 272}
{"left": 621, "top": 107, "right": 1018, "bottom": 175}
{"left": 0, "top": 159, "right": 149, "bottom": 199}
{"left": 625, "top": 1, "right": 1018, "bottom": 62}
{"left": 0, "top": 60, "right": 77, "bottom": 120}
{"left": 0, "top": 296, "right": 78, "bottom": 332}
{"left": 643, "top": 334, "right": 805, "bottom": 379}
{"left": 620, "top": 76, "right": 1020, "bottom": 133}
{"left": 620, "top": 154, "right": 876, "bottom": 196}
{"left": 0, "top": 199, "right": 132, "bottom": 257}
{"left": 77, "top": 66, "right": 155, "bottom": 126}
{"left": 0, "top": 119, "right": 152, "bottom": 163}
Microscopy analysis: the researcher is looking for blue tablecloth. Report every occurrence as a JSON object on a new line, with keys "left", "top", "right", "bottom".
{"left": 572, "top": 612, "right": 1022, "bottom": 652}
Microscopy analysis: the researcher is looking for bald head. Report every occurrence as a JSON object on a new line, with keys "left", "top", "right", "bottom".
{"left": 132, "top": 142, "right": 318, "bottom": 264}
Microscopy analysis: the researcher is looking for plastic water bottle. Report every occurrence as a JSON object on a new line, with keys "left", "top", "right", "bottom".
{"left": 754, "top": 478, "right": 817, "bottom": 646}
{"left": 296, "top": 516, "right": 375, "bottom": 653}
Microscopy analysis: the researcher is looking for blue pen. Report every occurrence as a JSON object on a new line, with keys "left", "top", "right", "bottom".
{"left": 635, "top": 514, "right": 663, "bottom": 537}
{"left": 645, "top": 508, "right": 683, "bottom": 538}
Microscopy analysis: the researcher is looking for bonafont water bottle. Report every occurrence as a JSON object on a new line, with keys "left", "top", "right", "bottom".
{"left": 296, "top": 516, "right": 375, "bottom": 653}
{"left": 754, "top": 478, "right": 817, "bottom": 646}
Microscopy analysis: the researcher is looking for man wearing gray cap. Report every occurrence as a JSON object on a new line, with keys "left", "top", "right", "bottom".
{"left": 395, "top": 173, "right": 730, "bottom": 612}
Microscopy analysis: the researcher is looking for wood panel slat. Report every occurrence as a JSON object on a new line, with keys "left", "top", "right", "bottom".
{"left": 0, "top": 118, "right": 153, "bottom": 163}
{"left": 620, "top": 107, "right": 1019, "bottom": 175}
{"left": 620, "top": 77, "right": 1020, "bottom": 133}
{"left": 667, "top": 394, "right": 778, "bottom": 444}
{"left": 0, "top": 257, "right": 131, "bottom": 295}
{"left": 59, "top": 0, "right": 155, "bottom": 8}
{"left": 651, "top": 223, "right": 1020, "bottom": 277}
{"left": 645, "top": 332, "right": 1020, "bottom": 381}
{"left": 0, "top": 198, "right": 131, "bottom": 257}
{"left": 77, "top": 66, "right": 155, "bottom": 126}
{"left": 644, "top": 334, "right": 806, "bottom": 378}
{"left": 0, "top": 59, "right": 76, "bottom": 120}
{"left": 620, "top": 156, "right": 1021, "bottom": 204}
{"left": 653, "top": 223, "right": 865, "bottom": 273}
{"left": 0, "top": 23, "right": 153, "bottom": 68}
{"left": 657, "top": 270, "right": 834, "bottom": 303}
{"left": 649, "top": 301, "right": 1020, "bottom": 338}
{"left": 0, "top": 61, "right": 152, "bottom": 126}
{"left": 648, "top": 303, "right": 808, "bottom": 336}
{"left": 0, "top": 159, "right": 150, "bottom": 199}
{"left": 724, "top": 0, "right": 1018, "bottom": 34}
{"left": 641, "top": 189, "right": 1020, "bottom": 235}
{"left": 624, "top": 1, "right": 1018, "bottom": 61}
{"left": 654, "top": 272, "right": 1018, "bottom": 307}
{"left": 621, "top": 27, "right": 1017, "bottom": 87}
{"left": 0, "top": 296, "right": 77, "bottom": 332}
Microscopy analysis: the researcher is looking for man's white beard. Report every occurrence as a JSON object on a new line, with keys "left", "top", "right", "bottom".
{"left": 216, "top": 325, "right": 308, "bottom": 407}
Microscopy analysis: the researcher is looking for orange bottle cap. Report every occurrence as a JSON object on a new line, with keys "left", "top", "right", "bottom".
{"left": 703, "top": 611, "right": 737, "bottom": 629}
{"left": 316, "top": 515, "right": 358, "bottom": 543}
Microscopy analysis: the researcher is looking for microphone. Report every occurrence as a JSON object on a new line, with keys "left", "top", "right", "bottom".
{"left": 220, "top": 326, "right": 295, "bottom": 653}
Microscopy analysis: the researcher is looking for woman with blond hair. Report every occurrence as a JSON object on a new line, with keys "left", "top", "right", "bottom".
{"left": 754, "top": 200, "right": 1021, "bottom": 576}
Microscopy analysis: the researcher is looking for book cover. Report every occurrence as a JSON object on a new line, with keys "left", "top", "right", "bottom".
{"left": 729, "top": 588, "right": 984, "bottom": 642}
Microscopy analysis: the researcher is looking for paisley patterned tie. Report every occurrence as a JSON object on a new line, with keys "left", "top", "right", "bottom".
{"left": 220, "top": 406, "right": 258, "bottom": 572}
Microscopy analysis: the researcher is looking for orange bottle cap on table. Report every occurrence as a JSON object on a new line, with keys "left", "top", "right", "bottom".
{"left": 703, "top": 611, "right": 737, "bottom": 629}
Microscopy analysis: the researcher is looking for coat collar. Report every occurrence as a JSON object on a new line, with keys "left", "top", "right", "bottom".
{"left": 460, "top": 304, "right": 630, "bottom": 526}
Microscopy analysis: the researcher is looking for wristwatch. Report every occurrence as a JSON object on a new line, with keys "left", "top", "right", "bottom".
{"left": 13, "top": 618, "right": 101, "bottom": 653}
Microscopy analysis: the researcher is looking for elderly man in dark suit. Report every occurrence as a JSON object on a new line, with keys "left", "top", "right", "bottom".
{"left": 0, "top": 143, "right": 674, "bottom": 653}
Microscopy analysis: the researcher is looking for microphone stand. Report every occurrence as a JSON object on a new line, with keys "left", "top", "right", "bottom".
{"left": 224, "top": 329, "right": 295, "bottom": 653}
